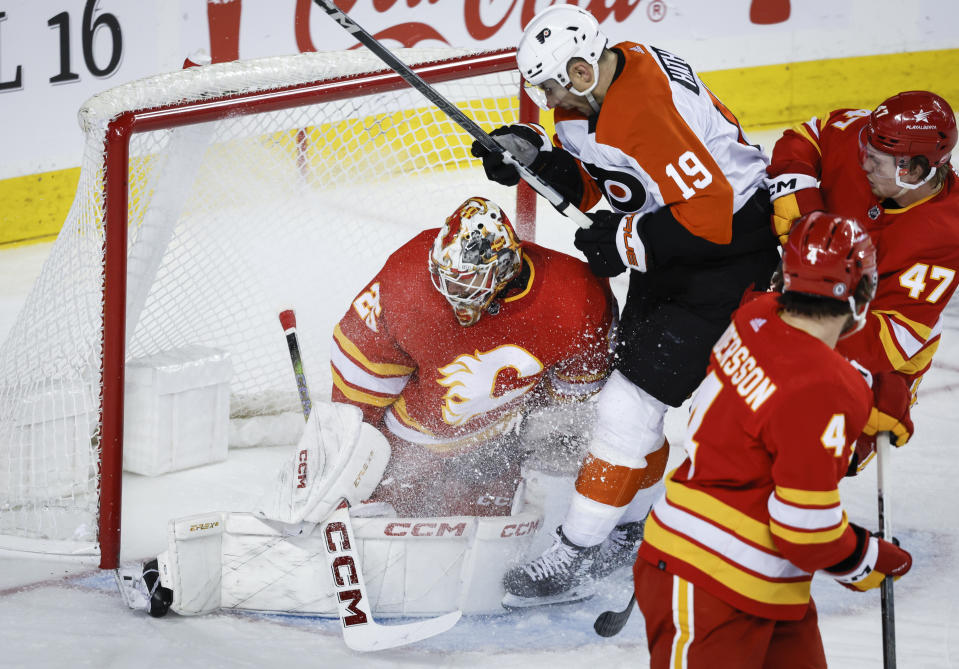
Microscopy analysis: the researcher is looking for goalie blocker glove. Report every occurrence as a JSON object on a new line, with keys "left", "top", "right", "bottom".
{"left": 826, "top": 523, "right": 912, "bottom": 592}
{"left": 573, "top": 211, "right": 648, "bottom": 277}
{"left": 470, "top": 124, "right": 584, "bottom": 205}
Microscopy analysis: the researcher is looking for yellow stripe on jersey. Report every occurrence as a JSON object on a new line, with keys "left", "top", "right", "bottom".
{"left": 774, "top": 486, "right": 840, "bottom": 507}
{"left": 897, "top": 341, "right": 938, "bottom": 375}
{"left": 790, "top": 121, "right": 822, "bottom": 155}
{"left": 872, "top": 309, "right": 937, "bottom": 372}
{"left": 390, "top": 397, "right": 438, "bottom": 437}
{"left": 331, "top": 367, "right": 396, "bottom": 407}
{"left": 503, "top": 251, "right": 534, "bottom": 303}
{"left": 883, "top": 188, "right": 944, "bottom": 214}
{"left": 665, "top": 472, "right": 777, "bottom": 551}
{"left": 645, "top": 515, "right": 811, "bottom": 606}
{"left": 671, "top": 576, "right": 693, "bottom": 669}
{"left": 333, "top": 324, "right": 415, "bottom": 376}
{"left": 874, "top": 310, "right": 933, "bottom": 340}
{"left": 769, "top": 513, "right": 849, "bottom": 545}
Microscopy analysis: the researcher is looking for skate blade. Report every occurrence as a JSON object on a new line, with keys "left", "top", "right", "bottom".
{"left": 501, "top": 587, "right": 595, "bottom": 609}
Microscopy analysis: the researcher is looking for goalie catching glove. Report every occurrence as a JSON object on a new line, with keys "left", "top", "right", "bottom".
{"left": 826, "top": 523, "right": 912, "bottom": 592}
{"left": 573, "top": 211, "right": 648, "bottom": 277}
{"left": 256, "top": 401, "right": 391, "bottom": 527}
{"left": 846, "top": 371, "right": 914, "bottom": 475}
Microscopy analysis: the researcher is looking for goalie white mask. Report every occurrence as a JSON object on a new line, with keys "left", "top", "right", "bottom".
{"left": 429, "top": 197, "right": 523, "bottom": 326}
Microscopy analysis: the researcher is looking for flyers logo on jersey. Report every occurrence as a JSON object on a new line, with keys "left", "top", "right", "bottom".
{"left": 437, "top": 345, "right": 544, "bottom": 426}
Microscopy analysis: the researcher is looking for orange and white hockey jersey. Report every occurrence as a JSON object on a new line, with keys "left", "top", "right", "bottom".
{"left": 768, "top": 108, "right": 959, "bottom": 385}
{"left": 331, "top": 229, "right": 614, "bottom": 453}
{"left": 553, "top": 42, "right": 768, "bottom": 246}
{"left": 637, "top": 292, "right": 873, "bottom": 620}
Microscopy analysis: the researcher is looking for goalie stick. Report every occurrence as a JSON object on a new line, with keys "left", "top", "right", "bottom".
{"left": 876, "top": 433, "right": 897, "bottom": 669}
{"left": 279, "top": 310, "right": 312, "bottom": 418}
{"left": 278, "top": 309, "right": 462, "bottom": 651}
{"left": 311, "top": 0, "right": 592, "bottom": 229}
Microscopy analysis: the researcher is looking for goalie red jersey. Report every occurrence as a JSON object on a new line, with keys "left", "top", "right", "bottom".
{"left": 767, "top": 106, "right": 959, "bottom": 384}
{"left": 331, "top": 228, "right": 614, "bottom": 454}
{"left": 638, "top": 292, "right": 873, "bottom": 620}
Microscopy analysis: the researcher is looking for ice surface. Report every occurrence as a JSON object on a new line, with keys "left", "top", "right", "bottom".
{"left": 1, "top": 129, "right": 958, "bottom": 668}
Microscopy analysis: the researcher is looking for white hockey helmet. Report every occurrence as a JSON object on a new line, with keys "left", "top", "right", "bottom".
{"left": 516, "top": 5, "right": 608, "bottom": 109}
{"left": 429, "top": 197, "right": 523, "bottom": 326}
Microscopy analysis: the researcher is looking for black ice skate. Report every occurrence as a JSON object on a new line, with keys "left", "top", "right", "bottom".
{"left": 593, "top": 519, "right": 646, "bottom": 579}
{"left": 502, "top": 526, "right": 601, "bottom": 607}
{"left": 142, "top": 559, "right": 173, "bottom": 618}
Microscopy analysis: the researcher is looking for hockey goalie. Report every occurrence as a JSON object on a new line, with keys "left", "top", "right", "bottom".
{"left": 128, "top": 197, "right": 623, "bottom": 620}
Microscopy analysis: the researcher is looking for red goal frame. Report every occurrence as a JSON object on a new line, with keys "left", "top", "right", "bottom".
{"left": 96, "top": 49, "right": 537, "bottom": 569}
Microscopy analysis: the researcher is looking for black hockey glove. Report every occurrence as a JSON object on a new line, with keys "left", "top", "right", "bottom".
{"left": 470, "top": 123, "right": 553, "bottom": 187}
{"left": 574, "top": 211, "right": 628, "bottom": 277}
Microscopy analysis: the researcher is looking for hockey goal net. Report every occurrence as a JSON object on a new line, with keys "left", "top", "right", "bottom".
{"left": 0, "top": 48, "right": 535, "bottom": 568}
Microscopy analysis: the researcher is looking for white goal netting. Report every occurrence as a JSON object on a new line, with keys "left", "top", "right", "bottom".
{"left": 0, "top": 49, "right": 527, "bottom": 558}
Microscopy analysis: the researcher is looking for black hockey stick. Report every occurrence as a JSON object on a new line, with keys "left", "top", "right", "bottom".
{"left": 277, "top": 309, "right": 461, "bottom": 651}
{"left": 311, "top": 0, "right": 592, "bottom": 229}
{"left": 593, "top": 594, "right": 636, "bottom": 637}
{"left": 279, "top": 310, "right": 312, "bottom": 418}
{"left": 876, "top": 433, "right": 896, "bottom": 668}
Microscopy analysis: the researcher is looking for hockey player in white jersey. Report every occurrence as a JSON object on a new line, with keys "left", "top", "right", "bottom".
{"left": 472, "top": 5, "right": 780, "bottom": 605}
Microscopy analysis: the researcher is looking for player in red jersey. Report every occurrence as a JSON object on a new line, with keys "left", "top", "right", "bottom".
{"left": 331, "top": 196, "right": 616, "bottom": 519}
{"left": 125, "top": 198, "right": 620, "bottom": 620}
{"left": 635, "top": 212, "right": 912, "bottom": 668}
{"left": 470, "top": 4, "right": 779, "bottom": 605}
{"left": 766, "top": 90, "right": 959, "bottom": 471}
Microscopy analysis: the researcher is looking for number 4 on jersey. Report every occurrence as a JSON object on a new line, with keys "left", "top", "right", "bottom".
{"left": 821, "top": 414, "right": 847, "bottom": 458}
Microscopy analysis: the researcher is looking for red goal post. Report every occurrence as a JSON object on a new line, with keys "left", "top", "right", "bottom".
{"left": 0, "top": 48, "right": 537, "bottom": 569}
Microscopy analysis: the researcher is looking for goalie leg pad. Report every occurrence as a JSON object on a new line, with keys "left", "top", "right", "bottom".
{"left": 159, "top": 507, "right": 546, "bottom": 617}
{"left": 256, "top": 400, "right": 391, "bottom": 525}
{"left": 158, "top": 511, "right": 226, "bottom": 616}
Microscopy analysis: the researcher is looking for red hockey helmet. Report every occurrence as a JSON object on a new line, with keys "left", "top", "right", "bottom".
{"left": 864, "top": 90, "right": 957, "bottom": 168}
{"left": 782, "top": 212, "right": 877, "bottom": 305}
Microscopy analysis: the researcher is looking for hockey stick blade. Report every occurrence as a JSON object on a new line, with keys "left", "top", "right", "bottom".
{"left": 322, "top": 502, "right": 462, "bottom": 651}
{"left": 593, "top": 594, "right": 636, "bottom": 637}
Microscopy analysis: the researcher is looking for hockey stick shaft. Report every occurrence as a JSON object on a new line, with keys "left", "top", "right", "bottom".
{"left": 593, "top": 594, "right": 636, "bottom": 637}
{"left": 277, "top": 309, "right": 461, "bottom": 651}
{"left": 311, "top": 0, "right": 592, "bottom": 229}
{"left": 279, "top": 309, "right": 312, "bottom": 419}
{"left": 876, "top": 432, "right": 896, "bottom": 668}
